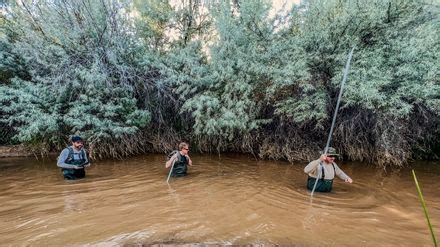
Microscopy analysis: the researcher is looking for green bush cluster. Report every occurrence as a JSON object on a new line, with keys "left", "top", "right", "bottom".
{"left": 0, "top": 0, "right": 438, "bottom": 165}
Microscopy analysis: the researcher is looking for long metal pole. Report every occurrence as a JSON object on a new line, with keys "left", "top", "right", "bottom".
{"left": 310, "top": 47, "right": 355, "bottom": 198}
{"left": 166, "top": 159, "right": 176, "bottom": 184}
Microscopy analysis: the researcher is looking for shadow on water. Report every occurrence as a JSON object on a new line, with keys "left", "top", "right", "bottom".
{"left": 0, "top": 154, "right": 439, "bottom": 246}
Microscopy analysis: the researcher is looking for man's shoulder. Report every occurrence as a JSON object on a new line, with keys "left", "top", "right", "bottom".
{"left": 309, "top": 159, "right": 320, "bottom": 164}
{"left": 167, "top": 150, "right": 180, "bottom": 159}
{"left": 174, "top": 152, "right": 181, "bottom": 159}
{"left": 57, "top": 148, "right": 70, "bottom": 161}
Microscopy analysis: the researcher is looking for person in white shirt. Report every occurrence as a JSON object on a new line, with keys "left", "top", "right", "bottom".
{"left": 304, "top": 147, "right": 352, "bottom": 192}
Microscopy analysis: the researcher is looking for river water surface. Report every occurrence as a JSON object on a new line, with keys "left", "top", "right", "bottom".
{"left": 0, "top": 154, "right": 439, "bottom": 246}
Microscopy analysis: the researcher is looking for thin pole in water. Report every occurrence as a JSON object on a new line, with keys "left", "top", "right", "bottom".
{"left": 166, "top": 159, "right": 176, "bottom": 184}
{"left": 311, "top": 47, "right": 355, "bottom": 198}
{"left": 412, "top": 170, "right": 438, "bottom": 246}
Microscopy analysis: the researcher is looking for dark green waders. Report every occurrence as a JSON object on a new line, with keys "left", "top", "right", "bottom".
{"left": 306, "top": 163, "right": 336, "bottom": 192}
{"left": 171, "top": 154, "right": 188, "bottom": 177}
{"left": 62, "top": 168, "right": 85, "bottom": 180}
{"left": 307, "top": 176, "right": 334, "bottom": 192}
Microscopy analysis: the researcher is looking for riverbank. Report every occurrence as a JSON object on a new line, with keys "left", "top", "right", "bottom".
{"left": 0, "top": 145, "right": 31, "bottom": 158}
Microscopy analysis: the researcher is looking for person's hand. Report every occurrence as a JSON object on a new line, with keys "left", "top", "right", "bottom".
{"left": 74, "top": 165, "right": 84, "bottom": 169}
{"left": 345, "top": 177, "right": 353, "bottom": 183}
{"left": 83, "top": 164, "right": 90, "bottom": 168}
{"left": 319, "top": 154, "right": 327, "bottom": 162}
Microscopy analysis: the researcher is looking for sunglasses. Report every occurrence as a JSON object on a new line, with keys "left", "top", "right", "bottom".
{"left": 183, "top": 148, "right": 189, "bottom": 151}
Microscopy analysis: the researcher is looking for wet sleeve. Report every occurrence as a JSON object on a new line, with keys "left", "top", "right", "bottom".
{"left": 334, "top": 163, "right": 350, "bottom": 180}
{"left": 57, "top": 149, "right": 77, "bottom": 169}
{"left": 304, "top": 159, "right": 320, "bottom": 174}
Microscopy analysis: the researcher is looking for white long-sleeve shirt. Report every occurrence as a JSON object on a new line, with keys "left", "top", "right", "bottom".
{"left": 304, "top": 159, "right": 350, "bottom": 181}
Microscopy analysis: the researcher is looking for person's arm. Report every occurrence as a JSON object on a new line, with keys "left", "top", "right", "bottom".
{"left": 304, "top": 158, "right": 321, "bottom": 174}
{"left": 334, "top": 163, "right": 353, "bottom": 183}
{"left": 165, "top": 154, "right": 178, "bottom": 168}
{"left": 57, "top": 149, "right": 79, "bottom": 169}
{"left": 186, "top": 155, "right": 192, "bottom": 166}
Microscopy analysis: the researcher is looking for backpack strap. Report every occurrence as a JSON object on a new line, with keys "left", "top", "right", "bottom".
{"left": 167, "top": 150, "right": 180, "bottom": 164}
{"left": 175, "top": 151, "right": 182, "bottom": 163}
{"left": 65, "top": 147, "right": 74, "bottom": 163}
{"left": 80, "top": 149, "right": 87, "bottom": 163}
{"left": 82, "top": 149, "right": 86, "bottom": 159}
{"left": 318, "top": 162, "right": 325, "bottom": 180}
{"left": 65, "top": 147, "right": 87, "bottom": 164}
{"left": 319, "top": 162, "right": 336, "bottom": 180}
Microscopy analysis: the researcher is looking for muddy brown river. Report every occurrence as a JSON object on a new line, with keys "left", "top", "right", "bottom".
{"left": 0, "top": 154, "right": 438, "bottom": 246}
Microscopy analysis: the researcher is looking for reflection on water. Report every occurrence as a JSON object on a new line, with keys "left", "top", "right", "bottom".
{"left": 0, "top": 154, "right": 439, "bottom": 246}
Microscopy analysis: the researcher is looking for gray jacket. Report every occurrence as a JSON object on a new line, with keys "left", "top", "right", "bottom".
{"left": 57, "top": 147, "right": 90, "bottom": 169}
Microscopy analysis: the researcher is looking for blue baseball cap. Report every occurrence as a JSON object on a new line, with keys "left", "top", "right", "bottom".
{"left": 71, "top": 135, "right": 83, "bottom": 142}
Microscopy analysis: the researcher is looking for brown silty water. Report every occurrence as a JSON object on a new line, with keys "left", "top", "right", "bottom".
{"left": 0, "top": 154, "right": 439, "bottom": 246}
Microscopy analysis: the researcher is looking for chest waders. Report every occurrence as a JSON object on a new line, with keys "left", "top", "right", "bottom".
{"left": 171, "top": 153, "right": 188, "bottom": 177}
{"left": 307, "top": 163, "right": 335, "bottom": 192}
{"left": 62, "top": 147, "right": 86, "bottom": 180}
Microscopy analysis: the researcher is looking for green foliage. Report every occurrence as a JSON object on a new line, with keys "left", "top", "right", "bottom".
{"left": 0, "top": 0, "right": 438, "bottom": 165}
{"left": 0, "top": 36, "right": 27, "bottom": 83}
{"left": 274, "top": 85, "right": 328, "bottom": 126}
{"left": 0, "top": 78, "right": 150, "bottom": 149}
{"left": 175, "top": 0, "right": 279, "bottom": 140}
{"left": 64, "top": 84, "right": 150, "bottom": 141}
{"left": 0, "top": 79, "right": 62, "bottom": 145}
{"left": 0, "top": 0, "right": 154, "bottom": 154}
{"left": 133, "top": 0, "right": 173, "bottom": 50}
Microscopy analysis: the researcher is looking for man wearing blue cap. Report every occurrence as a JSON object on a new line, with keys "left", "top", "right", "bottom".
{"left": 57, "top": 135, "right": 90, "bottom": 180}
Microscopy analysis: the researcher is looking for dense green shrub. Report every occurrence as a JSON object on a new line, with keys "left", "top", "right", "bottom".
{"left": 0, "top": 0, "right": 438, "bottom": 165}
